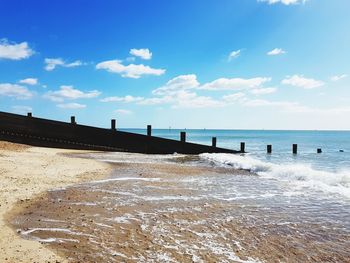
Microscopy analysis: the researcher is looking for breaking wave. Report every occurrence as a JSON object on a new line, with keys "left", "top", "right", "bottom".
{"left": 200, "top": 153, "right": 350, "bottom": 199}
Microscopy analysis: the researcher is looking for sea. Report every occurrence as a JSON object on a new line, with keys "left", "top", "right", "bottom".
{"left": 11, "top": 129, "right": 350, "bottom": 262}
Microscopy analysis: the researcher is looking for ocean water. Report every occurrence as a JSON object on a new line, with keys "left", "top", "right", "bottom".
{"left": 124, "top": 129, "right": 350, "bottom": 198}
{"left": 11, "top": 130, "right": 350, "bottom": 262}
{"left": 123, "top": 129, "right": 350, "bottom": 170}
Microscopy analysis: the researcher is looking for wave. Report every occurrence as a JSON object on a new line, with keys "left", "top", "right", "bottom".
{"left": 200, "top": 153, "right": 350, "bottom": 199}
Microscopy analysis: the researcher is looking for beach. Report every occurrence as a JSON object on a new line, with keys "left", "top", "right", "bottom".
{"left": 0, "top": 141, "right": 111, "bottom": 263}
{"left": 1, "top": 141, "right": 350, "bottom": 262}
{"left": 4, "top": 147, "right": 349, "bottom": 262}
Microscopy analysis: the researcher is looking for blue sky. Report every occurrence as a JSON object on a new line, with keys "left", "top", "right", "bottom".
{"left": 0, "top": 0, "right": 349, "bottom": 130}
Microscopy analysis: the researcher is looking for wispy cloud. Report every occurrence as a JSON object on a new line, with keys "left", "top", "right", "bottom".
{"left": 199, "top": 77, "right": 271, "bottom": 91}
{"left": 0, "top": 83, "right": 33, "bottom": 99}
{"left": 267, "top": 48, "right": 286, "bottom": 56}
{"left": 152, "top": 74, "right": 200, "bottom": 96}
{"left": 19, "top": 78, "right": 38, "bottom": 85}
{"left": 100, "top": 95, "right": 144, "bottom": 103}
{"left": 44, "top": 85, "right": 101, "bottom": 102}
{"left": 99, "top": 73, "right": 346, "bottom": 113}
{"left": 130, "top": 48, "right": 152, "bottom": 60}
{"left": 44, "top": 58, "right": 85, "bottom": 71}
{"left": 258, "top": 0, "right": 307, "bottom": 5}
{"left": 250, "top": 87, "right": 277, "bottom": 95}
{"left": 228, "top": 49, "right": 241, "bottom": 61}
{"left": 282, "top": 75, "right": 324, "bottom": 89}
{"left": 107, "top": 74, "right": 272, "bottom": 109}
{"left": 57, "top": 103, "right": 86, "bottom": 109}
{"left": 222, "top": 92, "right": 246, "bottom": 102}
{"left": 330, "top": 74, "right": 347, "bottom": 82}
{"left": 96, "top": 60, "right": 165, "bottom": 79}
{"left": 0, "top": 39, "right": 34, "bottom": 60}
{"left": 114, "top": 109, "right": 132, "bottom": 115}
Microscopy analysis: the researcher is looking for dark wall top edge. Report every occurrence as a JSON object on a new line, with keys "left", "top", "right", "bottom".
{"left": 0, "top": 111, "right": 239, "bottom": 153}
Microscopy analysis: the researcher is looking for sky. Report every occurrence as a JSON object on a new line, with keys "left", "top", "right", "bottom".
{"left": 0, "top": 0, "right": 350, "bottom": 130}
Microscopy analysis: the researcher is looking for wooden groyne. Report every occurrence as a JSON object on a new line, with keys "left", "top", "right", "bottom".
{"left": 0, "top": 111, "right": 240, "bottom": 154}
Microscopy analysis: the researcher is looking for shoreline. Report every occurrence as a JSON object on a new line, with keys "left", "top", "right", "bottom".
{"left": 0, "top": 141, "right": 112, "bottom": 263}
{"left": 2, "top": 141, "right": 349, "bottom": 262}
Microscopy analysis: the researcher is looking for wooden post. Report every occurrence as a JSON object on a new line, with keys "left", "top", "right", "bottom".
{"left": 317, "top": 148, "right": 322, "bottom": 153}
{"left": 293, "top": 144, "right": 298, "bottom": 154}
{"left": 111, "top": 119, "right": 116, "bottom": 130}
{"left": 180, "top": 132, "right": 186, "bottom": 143}
{"left": 240, "top": 142, "right": 245, "bottom": 153}
{"left": 71, "top": 116, "right": 76, "bottom": 124}
{"left": 212, "top": 137, "right": 217, "bottom": 147}
{"left": 267, "top": 144, "right": 272, "bottom": 154}
{"left": 27, "top": 112, "right": 32, "bottom": 117}
{"left": 147, "top": 125, "right": 152, "bottom": 136}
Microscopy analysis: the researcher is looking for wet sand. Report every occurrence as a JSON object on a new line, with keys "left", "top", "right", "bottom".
{"left": 0, "top": 141, "right": 112, "bottom": 263}
{"left": 7, "top": 154, "right": 350, "bottom": 263}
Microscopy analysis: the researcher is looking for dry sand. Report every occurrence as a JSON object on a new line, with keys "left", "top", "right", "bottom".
{"left": 0, "top": 141, "right": 111, "bottom": 263}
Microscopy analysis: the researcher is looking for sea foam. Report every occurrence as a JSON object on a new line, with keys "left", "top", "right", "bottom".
{"left": 200, "top": 153, "right": 350, "bottom": 198}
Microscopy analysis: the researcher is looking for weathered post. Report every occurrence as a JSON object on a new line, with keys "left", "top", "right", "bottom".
{"left": 212, "top": 137, "right": 217, "bottom": 147}
{"left": 180, "top": 132, "right": 186, "bottom": 143}
{"left": 293, "top": 144, "right": 298, "bottom": 154}
{"left": 317, "top": 148, "right": 322, "bottom": 153}
{"left": 27, "top": 112, "right": 32, "bottom": 117}
{"left": 147, "top": 125, "right": 152, "bottom": 136}
{"left": 111, "top": 119, "right": 116, "bottom": 130}
{"left": 71, "top": 116, "right": 76, "bottom": 124}
{"left": 267, "top": 144, "right": 272, "bottom": 154}
{"left": 240, "top": 142, "right": 245, "bottom": 153}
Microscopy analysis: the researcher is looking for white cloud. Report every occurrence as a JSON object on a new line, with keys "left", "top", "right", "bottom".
{"left": 138, "top": 96, "right": 173, "bottom": 106}
{"left": 102, "top": 74, "right": 274, "bottom": 109}
{"left": 228, "top": 50, "right": 241, "bottom": 61}
{"left": 57, "top": 103, "right": 86, "bottom": 109}
{"left": 96, "top": 60, "right": 165, "bottom": 79}
{"left": 172, "top": 91, "right": 222, "bottom": 109}
{"left": 241, "top": 98, "right": 350, "bottom": 115}
{"left": 100, "top": 95, "right": 144, "bottom": 103}
{"left": 267, "top": 48, "right": 286, "bottom": 56}
{"left": 19, "top": 78, "right": 38, "bottom": 85}
{"left": 140, "top": 74, "right": 222, "bottom": 108}
{"left": 12, "top": 105, "right": 32, "bottom": 114}
{"left": 44, "top": 58, "right": 64, "bottom": 71}
{"left": 223, "top": 92, "right": 246, "bottom": 102}
{"left": 330, "top": 74, "right": 347, "bottom": 82}
{"left": 114, "top": 109, "right": 132, "bottom": 115}
{"left": 258, "top": 0, "right": 307, "bottom": 5}
{"left": 221, "top": 91, "right": 314, "bottom": 112}
{"left": 44, "top": 58, "right": 84, "bottom": 71}
{"left": 0, "top": 83, "right": 33, "bottom": 99}
{"left": 0, "top": 39, "right": 34, "bottom": 60}
{"left": 44, "top": 85, "right": 101, "bottom": 102}
{"left": 200, "top": 77, "right": 271, "bottom": 91}
{"left": 130, "top": 48, "right": 152, "bottom": 60}
{"left": 282, "top": 75, "right": 324, "bottom": 89}
{"left": 250, "top": 87, "right": 277, "bottom": 95}
{"left": 152, "top": 74, "right": 200, "bottom": 96}
{"left": 142, "top": 75, "right": 223, "bottom": 108}
{"left": 65, "top": 60, "right": 83, "bottom": 67}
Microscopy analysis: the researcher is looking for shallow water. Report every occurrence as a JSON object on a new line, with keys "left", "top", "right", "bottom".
{"left": 124, "top": 129, "right": 350, "bottom": 172}
{"left": 10, "top": 152, "right": 350, "bottom": 262}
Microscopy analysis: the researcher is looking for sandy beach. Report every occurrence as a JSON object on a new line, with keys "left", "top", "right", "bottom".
{"left": 0, "top": 141, "right": 111, "bottom": 263}
{"left": 2, "top": 142, "right": 349, "bottom": 262}
{"left": 6, "top": 150, "right": 349, "bottom": 263}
